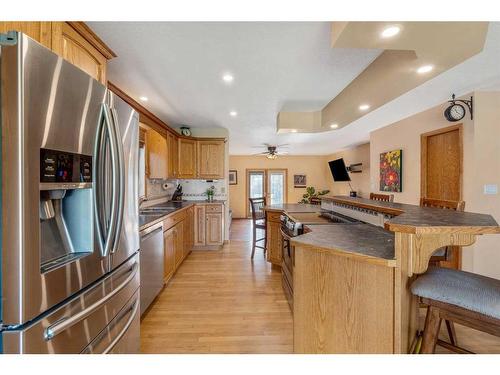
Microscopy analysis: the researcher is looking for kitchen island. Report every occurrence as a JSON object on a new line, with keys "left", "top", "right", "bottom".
{"left": 265, "top": 196, "right": 500, "bottom": 353}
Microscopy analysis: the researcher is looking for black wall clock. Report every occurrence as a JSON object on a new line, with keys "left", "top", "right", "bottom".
{"left": 444, "top": 94, "right": 473, "bottom": 122}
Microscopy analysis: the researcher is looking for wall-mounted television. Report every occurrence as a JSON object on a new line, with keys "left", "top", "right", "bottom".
{"left": 328, "top": 158, "right": 351, "bottom": 182}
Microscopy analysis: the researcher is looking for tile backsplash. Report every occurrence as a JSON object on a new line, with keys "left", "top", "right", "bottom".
{"left": 145, "top": 178, "right": 227, "bottom": 203}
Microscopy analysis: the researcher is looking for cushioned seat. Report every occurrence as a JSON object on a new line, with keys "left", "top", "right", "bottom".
{"left": 411, "top": 267, "right": 500, "bottom": 320}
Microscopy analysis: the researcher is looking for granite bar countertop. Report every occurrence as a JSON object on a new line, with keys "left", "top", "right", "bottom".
{"left": 139, "top": 200, "right": 225, "bottom": 230}
{"left": 291, "top": 223, "right": 396, "bottom": 266}
{"left": 321, "top": 196, "right": 500, "bottom": 235}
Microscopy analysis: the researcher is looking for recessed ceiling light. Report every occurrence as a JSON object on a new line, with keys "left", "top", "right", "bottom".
{"left": 222, "top": 73, "right": 234, "bottom": 83}
{"left": 381, "top": 26, "right": 401, "bottom": 38}
{"left": 330, "top": 123, "right": 339, "bottom": 129}
{"left": 229, "top": 111, "right": 237, "bottom": 117}
{"left": 359, "top": 104, "right": 370, "bottom": 111}
{"left": 139, "top": 96, "right": 148, "bottom": 102}
{"left": 417, "top": 65, "right": 434, "bottom": 74}
{"left": 291, "top": 129, "right": 298, "bottom": 133}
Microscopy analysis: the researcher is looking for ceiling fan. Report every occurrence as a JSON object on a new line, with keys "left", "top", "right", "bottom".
{"left": 252, "top": 143, "right": 289, "bottom": 159}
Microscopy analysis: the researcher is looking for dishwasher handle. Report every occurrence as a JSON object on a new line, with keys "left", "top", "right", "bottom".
{"left": 140, "top": 222, "right": 163, "bottom": 241}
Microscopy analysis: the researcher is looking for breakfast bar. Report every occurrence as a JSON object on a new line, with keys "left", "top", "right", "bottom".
{"left": 265, "top": 196, "right": 500, "bottom": 353}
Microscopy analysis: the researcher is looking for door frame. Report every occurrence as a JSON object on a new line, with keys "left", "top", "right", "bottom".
{"left": 420, "top": 124, "right": 463, "bottom": 200}
{"left": 245, "top": 168, "right": 288, "bottom": 218}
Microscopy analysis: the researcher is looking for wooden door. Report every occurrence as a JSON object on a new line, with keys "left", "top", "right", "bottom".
{"left": 194, "top": 205, "right": 206, "bottom": 246}
{"left": 147, "top": 129, "right": 168, "bottom": 179}
{"left": 178, "top": 138, "right": 197, "bottom": 178}
{"left": 0, "top": 22, "right": 52, "bottom": 48}
{"left": 197, "top": 140, "right": 225, "bottom": 179}
{"left": 167, "top": 132, "right": 179, "bottom": 178}
{"left": 164, "top": 227, "right": 176, "bottom": 283}
{"left": 174, "top": 222, "right": 184, "bottom": 268}
{"left": 421, "top": 124, "right": 463, "bottom": 269}
{"left": 206, "top": 213, "right": 223, "bottom": 246}
{"left": 51, "top": 22, "right": 108, "bottom": 84}
{"left": 421, "top": 125, "right": 462, "bottom": 201}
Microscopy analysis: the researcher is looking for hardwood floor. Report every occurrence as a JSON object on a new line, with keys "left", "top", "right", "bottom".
{"left": 140, "top": 218, "right": 500, "bottom": 354}
{"left": 140, "top": 219, "right": 293, "bottom": 353}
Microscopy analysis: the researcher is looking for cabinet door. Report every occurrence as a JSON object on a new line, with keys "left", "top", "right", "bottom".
{"left": 266, "top": 220, "right": 283, "bottom": 265}
{"left": 164, "top": 227, "right": 176, "bottom": 282}
{"left": 184, "top": 207, "right": 194, "bottom": 256}
{"left": 51, "top": 22, "right": 108, "bottom": 84}
{"left": 206, "top": 213, "right": 223, "bottom": 246}
{"left": 197, "top": 140, "right": 225, "bottom": 179}
{"left": 0, "top": 22, "right": 52, "bottom": 48}
{"left": 174, "top": 222, "right": 184, "bottom": 268}
{"left": 167, "top": 132, "right": 179, "bottom": 178}
{"left": 147, "top": 129, "right": 168, "bottom": 179}
{"left": 194, "top": 205, "right": 206, "bottom": 246}
{"left": 178, "top": 138, "right": 197, "bottom": 179}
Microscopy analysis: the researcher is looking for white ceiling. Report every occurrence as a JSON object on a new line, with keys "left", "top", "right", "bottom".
{"left": 88, "top": 22, "right": 500, "bottom": 155}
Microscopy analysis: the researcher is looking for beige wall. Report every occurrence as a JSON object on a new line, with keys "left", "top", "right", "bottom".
{"left": 369, "top": 92, "right": 500, "bottom": 278}
{"left": 229, "top": 155, "right": 331, "bottom": 218}
{"left": 326, "top": 143, "right": 371, "bottom": 197}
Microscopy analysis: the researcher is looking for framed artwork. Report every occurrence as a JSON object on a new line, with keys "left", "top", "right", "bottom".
{"left": 229, "top": 170, "right": 238, "bottom": 185}
{"left": 294, "top": 174, "right": 307, "bottom": 188}
{"left": 380, "top": 150, "right": 402, "bottom": 192}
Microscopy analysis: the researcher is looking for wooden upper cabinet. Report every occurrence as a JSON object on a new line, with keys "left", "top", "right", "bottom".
{"left": 197, "top": 140, "right": 225, "bottom": 179}
{"left": 147, "top": 128, "right": 168, "bottom": 179}
{"left": 178, "top": 138, "right": 197, "bottom": 179}
{"left": 167, "top": 132, "right": 179, "bottom": 179}
{"left": 0, "top": 22, "right": 52, "bottom": 48}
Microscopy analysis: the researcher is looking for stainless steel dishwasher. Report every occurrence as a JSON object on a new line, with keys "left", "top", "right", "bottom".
{"left": 139, "top": 222, "right": 164, "bottom": 316}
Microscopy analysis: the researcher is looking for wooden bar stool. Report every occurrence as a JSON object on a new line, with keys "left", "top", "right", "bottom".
{"left": 411, "top": 267, "right": 500, "bottom": 353}
{"left": 419, "top": 197, "right": 466, "bottom": 347}
{"left": 249, "top": 197, "right": 267, "bottom": 259}
{"left": 369, "top": 192, "right": 394, "bottom": 202}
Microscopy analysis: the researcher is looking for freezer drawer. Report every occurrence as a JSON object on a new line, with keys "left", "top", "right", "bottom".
{"left": 82, "top": 289, "right": 140, "bottom": 354}
{"left": 2, "top": 253, "right": 139, "bottom": 354}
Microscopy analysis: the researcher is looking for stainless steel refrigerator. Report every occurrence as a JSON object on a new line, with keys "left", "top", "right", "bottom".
{"left": 0, "top": 32, "right": 140, "bottom": 353}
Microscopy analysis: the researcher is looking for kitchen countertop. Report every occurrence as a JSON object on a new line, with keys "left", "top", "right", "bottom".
{"left": 139, "top": 200, "right": 225, "bottom": 231}
{"left": 291, "top": 224, "right": 396, "bottom": 267}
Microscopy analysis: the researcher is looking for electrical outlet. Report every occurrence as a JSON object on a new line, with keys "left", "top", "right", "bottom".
{"left": 483, "top": 184, "right": 498, "bottom": 195}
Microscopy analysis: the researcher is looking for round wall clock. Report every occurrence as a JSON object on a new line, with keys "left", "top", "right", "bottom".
{"left": 444, "top": 103, "right": 466, "bottom": 122}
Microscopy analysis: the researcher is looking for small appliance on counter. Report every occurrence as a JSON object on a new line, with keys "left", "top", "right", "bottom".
{"left": 171, "top": 184, "right": 183, "bottom": 201}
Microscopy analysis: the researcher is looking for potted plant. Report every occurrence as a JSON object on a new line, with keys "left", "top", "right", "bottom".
{"left": 206, "top": 185, "right": 215, "bottom": 202}
{"left": 299, "top": 186, "right": 330, "bottom": 204}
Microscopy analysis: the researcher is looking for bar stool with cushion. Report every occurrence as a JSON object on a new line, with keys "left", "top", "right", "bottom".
{"left": 369, "top": 192, "right": 394, "bottom": 202}
{"left": 249, "top": 197, "right": 267, "bottom": 259}
{"left": 411, "top": 266, "right": 500, "bottom": 353}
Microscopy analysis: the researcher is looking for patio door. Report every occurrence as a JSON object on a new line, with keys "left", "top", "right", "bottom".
{"left": 246, "top": 169, "right": 287, "bottom": 217}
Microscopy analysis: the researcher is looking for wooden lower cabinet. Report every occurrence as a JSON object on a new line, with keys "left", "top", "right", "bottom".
{"left": 163, "top": 227, "right": 176, "bottom": 282}
{"left": 193, "top": 203, "right": 224, "bottom": 249}
{"left": 162, "top": 208, "right": 193, "bottom": 284}
{"left": 266, "top": 211, "right": 283, "bottom": 266}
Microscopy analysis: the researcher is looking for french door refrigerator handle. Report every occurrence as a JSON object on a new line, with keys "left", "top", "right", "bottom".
{"left": 103, "top": 103, "right": 120, "bottom": 257}
{"left": 44, "top": 261, "right": 139, "bottom": 341}
{"left": 93, "top": 104, "right": 108, "bottom": 257}
{"left": 109, "top": 107, "right": 125, "bottom": 254}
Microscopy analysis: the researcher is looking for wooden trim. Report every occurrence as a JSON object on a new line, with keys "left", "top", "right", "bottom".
{"left": 420, "top": 123, "right": 463, "bottom": 200}
{"left": 67, "top": 22, "right": 117, "bottom": 59}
